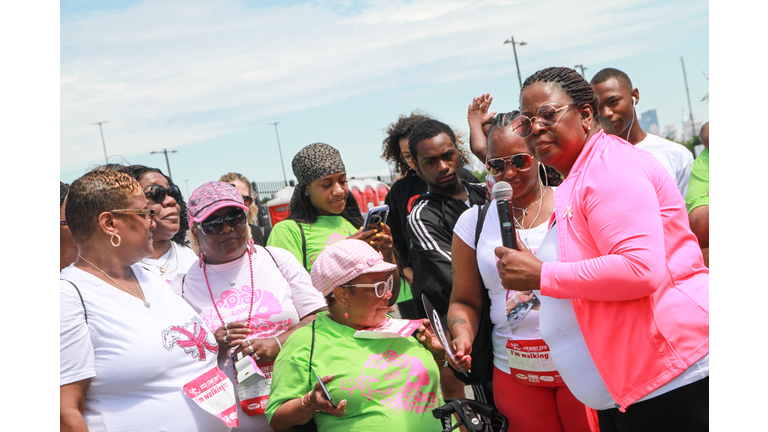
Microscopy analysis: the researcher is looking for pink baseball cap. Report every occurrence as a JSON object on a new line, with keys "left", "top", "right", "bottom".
{"left": 187, "top": 181, "right": 249, "bottom": 223}
{"left": 311, "top": 239, "right": 397, "bottom": 297}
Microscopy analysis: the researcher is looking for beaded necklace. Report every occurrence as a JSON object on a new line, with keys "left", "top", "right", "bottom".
{"left": 203, "top": 250, "right": 255, "bottom": 327}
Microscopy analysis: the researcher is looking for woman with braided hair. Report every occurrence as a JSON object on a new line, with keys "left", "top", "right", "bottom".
{"left": 489, "top": 66, "right": 709, "bottom": 431}
{"left": 448, "top": 111, "right": 590, "bottom": 432}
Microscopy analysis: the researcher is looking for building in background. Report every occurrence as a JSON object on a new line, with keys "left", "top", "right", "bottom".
{"left": 639, "top": 109, "right": 660, "bottom": 136}
{"left": 661, "top": 124, "right": 678, "bottom": 142}
{"left": 681, "top": 117, "right": 704, "bottom": 142}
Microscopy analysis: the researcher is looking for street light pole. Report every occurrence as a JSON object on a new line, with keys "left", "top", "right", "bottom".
{"left": 574, "top": 64, "right": 587, "bottom": 78}
{"left": 503, "top": 36, "right": 527, "bottom": 89}
{"left": 680, "top": 56, "right": 697, "bottom": 141}
{"left": 150, "top": 148, "right": 178, "bottom": 181}
{"left": 269, "top": 122, "right": 289, "bottom": 186}
{"left": 91, "top": 121, "right": 110, "bottom": 163}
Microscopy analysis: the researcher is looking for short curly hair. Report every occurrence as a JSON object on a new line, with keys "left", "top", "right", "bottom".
{"left": 381, "top": 112, "right": 433, "bottom": 176}
{"left": 65, "top": 171, "right": 141, "bottom": 244}
{"left": 383, "top": 112, "right": 472, "bottom": 177}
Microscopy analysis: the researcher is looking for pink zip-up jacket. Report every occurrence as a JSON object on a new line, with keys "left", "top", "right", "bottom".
{"left": 540, "top": 130, "right": 709, "bottom": 411}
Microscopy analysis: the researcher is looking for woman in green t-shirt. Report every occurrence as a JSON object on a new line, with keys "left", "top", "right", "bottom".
{"left": 266, "top": 239, "right": 445, "bottom": 431}
{"left": 267, "top": 143, "right": 398, "bottom": 286}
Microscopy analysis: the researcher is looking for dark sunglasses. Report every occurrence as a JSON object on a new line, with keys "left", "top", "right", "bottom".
{"left": 199, "top": 209, "right": 247, "bottom": 236}
{"left": 144, "top": 184, "right": 181, "bottom": 204}
{"left": 485, "top": 153, "right": 534, "bottom": 176}
{"left": 512, "top": 103, "right": 578, "bottom": 138}
{"left": 227, "top": 184, "right": 253, "bottom": 207}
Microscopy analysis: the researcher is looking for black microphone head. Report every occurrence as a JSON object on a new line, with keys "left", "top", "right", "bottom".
{"left": 492, "top": 181, "right": 514, "bottom": 201}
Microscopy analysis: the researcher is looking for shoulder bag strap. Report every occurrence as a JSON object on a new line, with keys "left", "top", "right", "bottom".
{"left": 294, "top": 220, "right": 308, "bottom": 270}
{"left": 61, "top": 279, "right": 87, "bottom": 323}
{"left": 308, "top": 319, "right": 316, "bottom": 388}
{"left": 475, "top": 203, "right": 490, "bottom": 248}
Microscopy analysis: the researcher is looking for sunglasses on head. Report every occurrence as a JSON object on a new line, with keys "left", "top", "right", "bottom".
{"left": 343, "top": 274, "right": 394, "bottom": 298}
{"left": 228, "top": 184, "right": 253, "bottom": 207}
{"left": 485, "top": 153, "right": 534, "bottom": 176}
{"left": 512, "top": 103, "right": 578, "bottom": 138}
{"left": 144, "top": 184, "right": 181, "bottom": 204}
{"left": 198, "top": 209, "right": 247, "bottom": 236}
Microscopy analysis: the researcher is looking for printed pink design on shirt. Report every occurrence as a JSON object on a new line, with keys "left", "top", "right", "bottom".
{"left": 326, "top": 232, "right": 347, "bottom": 246}
{"left": 341, "top": 349, "right": 439, "bottom": 414}
{"left": 161, "top": 316, "right": 218, "bottom": 361}
{"left": 201, "top": 285, "right": 293, "bottom": 338}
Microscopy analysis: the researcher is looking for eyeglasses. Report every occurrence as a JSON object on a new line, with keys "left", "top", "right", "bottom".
{"left": 144, "top": 184, "right": 181, "bottom": 204}
{"left": 60, "top": 219, "right": 67, "bottom": 226}
{"left": 198, "top": 209, "right": 247, "bottom": 235}
{"left": 512, "top": 103, "right": 578, "bottom": 138}
{"left": 111, "top": 208, "right": 155, "bottom": 219}
{"left": 228, "top": 184, "right": 253, "bottom": 207}
{"left": 343, "top": 274, "right": 394, "bottom": 298}
{"left": 485, "top": 153, "right": 534, "bottom": 176}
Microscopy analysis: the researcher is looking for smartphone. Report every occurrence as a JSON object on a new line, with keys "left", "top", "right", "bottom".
{"left": 316, "top": 375, "right": 336, "bottom": 408}
{"left": 363, "top": 204, "right": 389, "bottom": 232}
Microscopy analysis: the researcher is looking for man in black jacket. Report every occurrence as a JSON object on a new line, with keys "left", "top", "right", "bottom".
{"left": 406, "top": 119, "right": 487, "bottom": 318}
{"left": 406, "top": 118, "right": 489, "bottom": 408}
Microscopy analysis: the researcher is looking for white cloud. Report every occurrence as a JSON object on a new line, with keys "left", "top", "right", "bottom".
{"left": 61, "top": 0, "right": 707, "bottom": 173}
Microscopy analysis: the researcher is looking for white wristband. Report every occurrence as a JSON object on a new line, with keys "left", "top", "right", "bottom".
{"left": 273, "top": 336, "right": 282, "bottom": 351}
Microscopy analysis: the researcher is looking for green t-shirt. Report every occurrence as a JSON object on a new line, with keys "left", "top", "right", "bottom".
{"left": 265, "top": 313, "right": 444, "bottom": 431}
{"left": 266, "top": 216, "right": 358, "bottom": 273}
{"left": 685, "top": 148, "right": 709, "bottom": 214}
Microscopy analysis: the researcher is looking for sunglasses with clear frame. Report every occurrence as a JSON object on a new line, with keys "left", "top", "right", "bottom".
{"left": 198, "top": 209, "right": 247, "bottom": 236}
{"left": 110, "top": 208, "right": 155, "bottom": 219}
{"left": 485, "top": 153, "right": 534, "bottom": 176}
{"left": 342, "top": 274, "right": 394, "bottom": 298}
{"left": 512, "top": 103, "right": 578, "bottom": 138}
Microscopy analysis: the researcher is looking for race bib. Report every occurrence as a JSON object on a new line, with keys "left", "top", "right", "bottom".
{"left": 506, "top": 339, "right": 564, "bottom": 387}
{"left": 354, "top": 318, "right": 423, "bottom": 339}
{"left": 234, "top": 360, "right": 273, "bottom": 416}
{"left": 183, "top": 366, "right": 239, "bottom": 428}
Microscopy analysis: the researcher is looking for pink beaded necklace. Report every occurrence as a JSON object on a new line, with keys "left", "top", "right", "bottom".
{"left": 203, "top": 248, "right": 255, "bottom": 328}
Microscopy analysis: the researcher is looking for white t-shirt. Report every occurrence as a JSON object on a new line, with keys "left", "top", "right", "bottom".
{"left": 173, "top": 246, "right": 326, "bottom": 431}
{"left": 60, "top": 264, "right": 231, "bottom": 432}
{"left": 636, "top": 133, "right": 694, "bottom": 197}
{"left": 140, "top": 242, "right": 199, "bottom": 285}
{"left": 453, "top": 197, "right": 551, "bottom": 373}
{"left": 536, "top": 224, "right": 710, "bottom": 410}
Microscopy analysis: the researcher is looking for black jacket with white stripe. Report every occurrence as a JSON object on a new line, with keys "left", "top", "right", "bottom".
{"left": 406, "top": 180, "right": 487, "bottom": 317}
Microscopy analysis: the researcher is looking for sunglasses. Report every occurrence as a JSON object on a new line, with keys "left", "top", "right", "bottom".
{"left": 485, "top": 153, "right": 534, "bottom": 176}
{"left": 144, "top": 184, "right": 181, "bottom": 204}
{"left": 60, "top": 219, "right": 68, "bottom": 226}
{"left": 227, "top": 184, "right": 253, "bottom": 207}
{"left": 111, "top": 208, "right": 155, "bottom": 219}
{"left": 512, "top": 103, "right": 578, "bottom": 138}
{"left": 198, "top": 209, "right": 247, "bottom": 236}
{"left": 343, "top": 274, "right": 394, "bottom": 298}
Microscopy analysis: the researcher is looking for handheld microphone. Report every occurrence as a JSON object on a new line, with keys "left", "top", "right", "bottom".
{"left": 492, "top": 181, "right": 517, "bottom": 250}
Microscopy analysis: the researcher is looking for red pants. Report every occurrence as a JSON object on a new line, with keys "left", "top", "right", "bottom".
{"left": 493, "top": 366, "right": 592, "bottom": 432}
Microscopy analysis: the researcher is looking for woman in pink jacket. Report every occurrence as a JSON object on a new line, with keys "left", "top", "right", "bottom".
{"left": 483, "top": 67, "right": 709, "bottom": 432}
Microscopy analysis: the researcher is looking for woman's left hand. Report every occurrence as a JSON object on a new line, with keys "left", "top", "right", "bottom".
{"left": 215, "top": 321, "right": 253, "bottom": 351}
{"left": 233, "top": 336, "right": 281, "bottom": 364}
{"left": 350, "top": 223, "right": 393, "bottom": 257}
{"left": 415, "top": 319, "right": 445, "bottom": 360}
{"left": 494, "top": 238, "right": 543, "bottom": 292}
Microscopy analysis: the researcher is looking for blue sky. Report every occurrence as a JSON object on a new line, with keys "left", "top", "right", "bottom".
{"left": 58, "top": 0, "right": 709, "bottom": 196}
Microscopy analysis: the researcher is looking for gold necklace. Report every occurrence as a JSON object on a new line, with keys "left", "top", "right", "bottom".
{"left": 79, "top": 254, "right": 151, "bottom": 308}
{"left": 318, "top": 216, "right": 352, "bottom": 235}
{"left": 142, "top": 242, "right": 179, "bottom": 280}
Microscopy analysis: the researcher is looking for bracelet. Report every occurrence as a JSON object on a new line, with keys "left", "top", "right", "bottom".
{"left": 301, "top": 392, "right": 311, "bottom": 408}
{"left": 273, "top": 336, "right": 282, "bottom": 351}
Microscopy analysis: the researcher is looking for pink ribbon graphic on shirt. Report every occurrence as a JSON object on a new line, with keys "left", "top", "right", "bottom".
{"left": 162, "top": 316, "right": 219, "bottom": 361}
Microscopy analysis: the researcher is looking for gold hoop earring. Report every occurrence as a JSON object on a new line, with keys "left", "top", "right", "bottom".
{"left": 111, "top": 233, "right": 121, "bottom": 247}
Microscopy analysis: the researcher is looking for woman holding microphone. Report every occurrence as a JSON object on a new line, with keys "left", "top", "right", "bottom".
{"left": 457, "top": 67, "right": 709, "bottom": 432}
